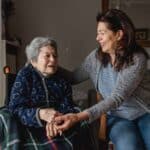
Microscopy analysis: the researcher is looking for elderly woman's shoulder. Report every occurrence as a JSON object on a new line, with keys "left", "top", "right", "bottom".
{"left": 17, "top": 64, "right": 34, "bottom": 77}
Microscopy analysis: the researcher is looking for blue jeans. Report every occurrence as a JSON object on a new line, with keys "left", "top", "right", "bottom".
{"left": 107, "top": 113, "right": 150, "bottom": 150}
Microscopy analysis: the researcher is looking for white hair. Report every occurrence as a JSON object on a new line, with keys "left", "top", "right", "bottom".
{"left": 25, "top": 36, "right": 57, "bottom": 62}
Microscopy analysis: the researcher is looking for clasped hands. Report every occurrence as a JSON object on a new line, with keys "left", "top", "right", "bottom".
{"left": 39, "top": 108, "right": 79, "bottom": 139}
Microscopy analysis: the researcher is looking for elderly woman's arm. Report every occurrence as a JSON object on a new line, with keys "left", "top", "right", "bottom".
{"left": 8, "top": 69, "right": 58, "bottom": 128}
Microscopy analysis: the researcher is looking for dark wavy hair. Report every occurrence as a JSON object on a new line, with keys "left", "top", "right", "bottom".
{"left": 97, "top": 9, "right": 149, "bottom": 71}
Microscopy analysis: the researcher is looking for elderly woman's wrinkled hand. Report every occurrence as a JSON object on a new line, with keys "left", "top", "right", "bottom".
{"left": 46, "top": 122, "right": 62, "bottom": 139}
{"left": 39, "top": 108, "right": 62, "bottom": 123}
{"left": 45, "top": 113, "right": 78, "bottom": 139}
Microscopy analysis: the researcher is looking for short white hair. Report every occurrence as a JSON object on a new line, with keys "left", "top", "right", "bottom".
{"left": 25, "top": 36, "right": 57, "bottom": 62}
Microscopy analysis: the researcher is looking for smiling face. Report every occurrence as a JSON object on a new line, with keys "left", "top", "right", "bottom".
{"left": 96, "top": 22, "right": 121, "bottom": 55}
{"left": 33, "top": 45, "right": 58, "bottom": 76}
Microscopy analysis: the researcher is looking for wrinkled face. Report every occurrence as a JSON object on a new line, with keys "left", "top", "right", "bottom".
{"left": 34, "top": 45, "right": 58, "bottom": 76}
{"left": 96, "top": 22, "right": 119, "bottom": 54}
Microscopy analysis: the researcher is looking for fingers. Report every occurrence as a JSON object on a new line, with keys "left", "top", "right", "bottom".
{"left": 55, "top": 115, "right": 66, "bottom": 123}
{"left": 46, "top": 122, "right": 61, "bottom": 139}
{"left": 53, "top": 124, "right": 58, "bottom": 137}
{"left": 45, "top": 113, "right": 78, "bottom": 139}
{"left": 46, "top": 123, "right": 51, "bottom": 139}
{"left": 55, "top": 113, "right": 78, "bottom": 131}
{"left": 46, "top": 123, "right": 54, "bottom": 139}
{"left": 55, "top": 119, "right": 71, "bottom": 132}
{"left": 55, "top": 124, "right": 66, "bottom": 132}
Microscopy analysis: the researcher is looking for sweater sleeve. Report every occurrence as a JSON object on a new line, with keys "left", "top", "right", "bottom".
{"left": 8, "top": 69, "right": 43, "bottom": 128}
{"left": 85, "top": 53, "right": 147, "bottom": 122}
{"left": 58, "top": 61, "right": 89, "bottom": 85}
{"left": 58, "top": 49, "right": 98, "bottom": 84}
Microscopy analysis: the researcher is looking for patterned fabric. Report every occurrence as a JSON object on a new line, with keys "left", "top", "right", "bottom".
{"left": 0, "top": 108, "right": 95, "bottom": 150}
{"left": 3, "top": 64, "right": 95, "bottom": 150}
{"left": 0, "top": 108, "right": 21, "bottom": 150}
{"left": 9, "top": 64, "right": 78, "bottom": 127}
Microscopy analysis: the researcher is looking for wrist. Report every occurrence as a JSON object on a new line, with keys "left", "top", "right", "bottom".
{"left": 76, "top": 111, "right": 89, "bottom": 122}
{"left": 39, "top": 109, "right": 44, "bottom": 120}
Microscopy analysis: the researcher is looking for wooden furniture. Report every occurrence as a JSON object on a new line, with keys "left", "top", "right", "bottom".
{"left": 6, "top": 41, "right": 19, "bottom": 74}
{"left": 96, "top": 92, "right": 114, "bottom": 150}
{"left": 88, "top": 90, "right": 112, "bottom": 150}
{"left": 137, "top": 40, "right": 150, "bottom": 48}
{"left": 3, "top": 66, "right": 16, "bottom": 106}
{"left": 96, "top": 93, "right": 107, "bottom": 141}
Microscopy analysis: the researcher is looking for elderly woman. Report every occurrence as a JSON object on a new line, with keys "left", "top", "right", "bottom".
{"left": 0, "top": 37, "right": 95, "bottom": 150}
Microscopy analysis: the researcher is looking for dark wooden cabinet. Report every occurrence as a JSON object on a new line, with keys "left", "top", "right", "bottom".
{"left": 137, "top": 40, "right": 150, "bottom": 47}
{"left": 6, "top": 40, "right": 19, "bottom": 73}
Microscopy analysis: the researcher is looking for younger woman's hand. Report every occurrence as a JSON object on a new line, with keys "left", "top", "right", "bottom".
{"left": 54, "top": 113, "right": 79, "bottom": 132}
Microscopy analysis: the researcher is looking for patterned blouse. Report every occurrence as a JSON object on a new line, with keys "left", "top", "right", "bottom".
{"left": 8, "top": 64, "right": 77, "bottom": 128}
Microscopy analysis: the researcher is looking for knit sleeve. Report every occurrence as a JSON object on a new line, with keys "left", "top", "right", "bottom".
{"left": 71, "top": 49, "right": 98, "bottom": 84}
{"left": 85, "top": 53, "right": 147, "bottom": 122}
{"left": 58, "top": 49, "right": 98, "bottom": 85}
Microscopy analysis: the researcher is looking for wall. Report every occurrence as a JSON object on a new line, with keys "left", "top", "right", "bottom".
{"left": 0, "top": 40, "right": 6, "bottom": 106}
{"left": 122, "top": 2, "right": 150, "bottom": 31}
{"left": 121, "top": 1, "right": 150, "bottom": 68}
{"left": 109, "top": 1, "right": 150, "bottom": 38}
{"left": 110, "top": 0, "right": 150, "bottom": 68}
{"left": 7, "top": 0, "right": 101, "bottom": 98}
{"left": 8, "top": 1, "right": 150, "bottom": 69}
{"left": 0, "top": 0, "right": 7, "bottom": 106}
{"left": 7, "top": 1, "right": 150, "bottom": 105}
{"left": 8, "top": 0, "right": 100, "bottom": 68}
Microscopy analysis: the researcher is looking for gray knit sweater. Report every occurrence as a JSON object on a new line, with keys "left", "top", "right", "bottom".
{"left": 59, "top": 48, "right": 150, "bottom": 123}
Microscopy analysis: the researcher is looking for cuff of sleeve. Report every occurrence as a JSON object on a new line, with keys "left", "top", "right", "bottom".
{"left": 84, "top": 109, "right": 93, "bottom": 123}
{"left": 36, "top": 108, "right": 43, "bottom": 127}
{"left": 73, "top": 107, "right": 81, "bottom": 112}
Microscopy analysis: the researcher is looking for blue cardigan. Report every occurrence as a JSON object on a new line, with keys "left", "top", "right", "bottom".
{"left": 8, "top": 64, "right": 77, "bottom": 128}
